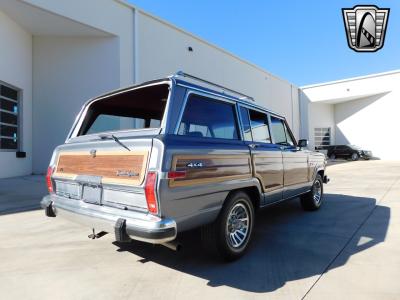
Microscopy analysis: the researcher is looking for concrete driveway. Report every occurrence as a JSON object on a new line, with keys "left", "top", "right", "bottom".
{"left": 0, "top": 161, "right": 399, "bottom": 299}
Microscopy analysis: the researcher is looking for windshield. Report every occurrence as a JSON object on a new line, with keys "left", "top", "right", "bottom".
{"left": 349, "top": 144, "right": 362, "bottom": 150}
{"left": 77, "top": 83, "right": 169, "bottom": 136}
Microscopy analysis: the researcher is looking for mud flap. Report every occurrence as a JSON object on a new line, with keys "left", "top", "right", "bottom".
{"left": 115, "top": 218, "right": 131, "bottom": 242}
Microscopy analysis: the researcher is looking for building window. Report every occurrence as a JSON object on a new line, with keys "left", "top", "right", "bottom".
{"left": 0, "top": 83, "right": 20, "bottom": 151}
{"left": 314, "top": 127, "right": 331, "bottom": 147}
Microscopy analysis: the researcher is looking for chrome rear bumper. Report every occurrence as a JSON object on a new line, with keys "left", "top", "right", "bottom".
{"left": 40, "top": 194, "right": 176, "bottom": 244}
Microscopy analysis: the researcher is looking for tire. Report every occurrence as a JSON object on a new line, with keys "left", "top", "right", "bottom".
{"left": 329, "top": 154, "right": 336, "bottom": 160}
{"left": 300, "top": 174, "right": 323, "bottom": 211}
{"left": 201, "top": 191, "right": 255, "bottom": 261}
{"left": 351, "top": 153, "right": 359, "bottom": 161}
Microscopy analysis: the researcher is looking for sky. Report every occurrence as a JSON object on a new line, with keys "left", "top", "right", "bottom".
{"left": 128, "top": 0, "right": 400, "bottom": 86}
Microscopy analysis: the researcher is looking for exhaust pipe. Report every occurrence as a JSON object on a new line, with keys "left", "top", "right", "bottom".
{"left": 161, "top": 241, "right": 181, "bottom": 251}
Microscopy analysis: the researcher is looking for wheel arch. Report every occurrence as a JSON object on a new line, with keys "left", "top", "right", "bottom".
{"left": 225, "top": 185, "right": 262, "bottom": 212}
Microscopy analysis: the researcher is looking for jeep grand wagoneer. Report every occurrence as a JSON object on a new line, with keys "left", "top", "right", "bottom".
{"left": 41, "top": 72, "right": 328, "bottom": 261}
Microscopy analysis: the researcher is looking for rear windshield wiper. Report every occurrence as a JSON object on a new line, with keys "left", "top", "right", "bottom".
{"left": 99, "top": 134, "right": 131, "bottom": 151}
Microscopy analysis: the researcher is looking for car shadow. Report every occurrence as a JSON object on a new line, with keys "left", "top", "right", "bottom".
{"left": 113, "top": 194, "right": 389, "bottom": 293}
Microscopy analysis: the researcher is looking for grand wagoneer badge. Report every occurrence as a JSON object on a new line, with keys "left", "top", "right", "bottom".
{"left": 116, "top": 170, "right": 139, "bottom": 177}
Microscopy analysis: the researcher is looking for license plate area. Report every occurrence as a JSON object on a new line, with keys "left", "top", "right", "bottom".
{"left": 55, "top": 180, "right": 82, "bottom": 200}
{"left": 82, "top": 185, "right": 102, "bottom": 205}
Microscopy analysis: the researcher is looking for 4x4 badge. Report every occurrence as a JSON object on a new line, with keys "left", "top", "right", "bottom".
{"left": 342, "top": 5, "right": 390, "bottom": 52}
{"left": 186, "top": 162, "right": 204, "bottom": 168}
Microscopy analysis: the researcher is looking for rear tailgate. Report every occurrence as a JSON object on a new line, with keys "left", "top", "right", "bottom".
{"left": 51, "top": 139, "right": 152, "bottom": 211}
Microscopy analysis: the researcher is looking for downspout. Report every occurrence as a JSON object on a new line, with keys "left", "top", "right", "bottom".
{"left": 133, "top": 8, "right": 139, "bottom": 85}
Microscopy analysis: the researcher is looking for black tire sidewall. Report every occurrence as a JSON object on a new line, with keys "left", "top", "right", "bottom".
{"left": 301, "top": 174, "right": 324, "bottom": 211}
{"left": 313, "top": 175, "right": 323, "bottom": 208}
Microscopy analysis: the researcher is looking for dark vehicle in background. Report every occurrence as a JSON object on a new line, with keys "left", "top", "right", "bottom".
{"left": 317, "top": 145, "right": 372, "bottom": 161}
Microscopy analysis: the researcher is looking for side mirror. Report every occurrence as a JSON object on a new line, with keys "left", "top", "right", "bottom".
{"left": 298, "top": 139, "right": 308, "bottom": 148}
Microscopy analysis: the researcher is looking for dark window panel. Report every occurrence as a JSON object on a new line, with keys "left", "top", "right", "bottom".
{"left": 1, "top": 112, "right": 17, "bottom": 125}
{"left": 248, "top": 109, "right": 270, "bottom": 143}
{"left": 178, "top": 95, "right": 239, "bottom": 140}
{"left": 0, "top": 85, "right": 18, "bottom": 100}
{"left": 1, "top": 125, "right": 17, "bottom": 137}
{"left": 0, "top": 98, "right": 18, "bottom": 113}
{"left": 0, "top": 138, "right": 17, "bottom": 150}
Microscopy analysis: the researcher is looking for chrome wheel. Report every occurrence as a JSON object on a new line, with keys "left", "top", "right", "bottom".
{"left": 351, "top": 153, "right": 359, "bottom": 161}
{"left": 226, "top": 202, "right": 250, "bottom": 249}
{"left": 313, "top": 180, "right": 322, "bottom": 204}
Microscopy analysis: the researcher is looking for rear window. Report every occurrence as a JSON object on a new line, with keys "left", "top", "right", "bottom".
{"left": 177, "top": 95, "right": 239, "bottom": 140}
{"left": 78, "top": 84, "right": 169, "bottom": 136}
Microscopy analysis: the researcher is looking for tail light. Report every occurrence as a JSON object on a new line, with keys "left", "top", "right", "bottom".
{"left": 46, "top": 166, "right": 55, "bottom": 193}
{"left": 145, "top": 171, "right": 158, "bottom": 214}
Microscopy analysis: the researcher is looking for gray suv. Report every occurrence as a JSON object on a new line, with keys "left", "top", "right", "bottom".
{"left": 41, "top": 72, "right": 328, "bottom": 261}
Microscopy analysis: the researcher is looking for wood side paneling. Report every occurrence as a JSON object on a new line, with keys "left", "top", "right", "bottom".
{"left": 252, "top": 153, "right": 284, "bottom": 191}
{"left": 282, "top": 152, "right": 309, "bottom": 186}
{"left": 54, "top": 151, "right": 148, "bottom": 186}
{"left": 169, "top": 155, "right": 251, "bottom": 187}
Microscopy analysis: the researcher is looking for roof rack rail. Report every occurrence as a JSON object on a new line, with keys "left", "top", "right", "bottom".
{"left": 171, "top": 71, "right": 255, "bottom": 102}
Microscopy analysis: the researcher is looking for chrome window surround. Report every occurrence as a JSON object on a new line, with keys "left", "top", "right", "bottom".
{"left": 67, "top": 81, "right": 172, "bottom": 141}
{"left": 173, "top": 89, "right": 241, "bottom": 141}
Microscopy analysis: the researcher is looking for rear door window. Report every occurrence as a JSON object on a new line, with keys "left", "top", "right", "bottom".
{"left": 177, "top": 95, "right": 239, "bottom": 140}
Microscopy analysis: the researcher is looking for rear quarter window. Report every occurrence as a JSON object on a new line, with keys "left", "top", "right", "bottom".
{"left": 177, "top": 95, "right": 239, "bottom": 140}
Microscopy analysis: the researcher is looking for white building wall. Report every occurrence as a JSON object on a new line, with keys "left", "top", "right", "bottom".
{"left": 1, "top": 0, "right": 303, "bottom": 177}
{"left": 334, "top": 91, "right": 400, "bottom": 159}
{"left": 24, "top": 0, "right": 134, "bottom": 86}
{"left": 0, "top": 10, "right": 32, "bottom": 178}
{"left": 32, "top": 37, "right": 120, "bottom": 173}
{"left": 302, "top": 71, "right": 400, "bottom": 160}
{"left": 136, "top": 12, "right": 300, "bottom": 133}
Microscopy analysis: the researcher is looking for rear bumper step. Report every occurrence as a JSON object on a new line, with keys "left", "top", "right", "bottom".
{"left": 41, "top": 195, "right": 176, "bottom": 244}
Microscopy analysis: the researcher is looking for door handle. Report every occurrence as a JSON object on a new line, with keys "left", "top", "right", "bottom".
{"left": 249, "top": 143, "right": 259, "bottom": 149}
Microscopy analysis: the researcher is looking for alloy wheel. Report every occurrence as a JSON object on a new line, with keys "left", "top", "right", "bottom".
{"left": 225, "top": 202, "right": 250, "bottom": 249}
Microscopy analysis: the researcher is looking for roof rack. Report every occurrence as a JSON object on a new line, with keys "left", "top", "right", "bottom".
{"left": 171, "top": 71, "right": 255, "bottom": 102}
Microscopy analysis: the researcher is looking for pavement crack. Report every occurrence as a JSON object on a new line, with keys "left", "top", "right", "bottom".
{"left": 301, "top": 176, "right": 400, "bottom": 300}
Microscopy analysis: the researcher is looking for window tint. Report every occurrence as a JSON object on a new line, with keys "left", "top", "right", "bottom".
{"left": 239, "top": 107, "right": 252, "bottom": 141}
{"left": 249, "top": 109, "right": 270, "bottom": 143}
{"left": 270, "top": 116, "right": 288, "bottom": 145}
{"left": 86, "top": 115, "right": 153, "bottom": 135}
{"left": 178, "top": 95, "right": 239, "bottom": 140}
{"left": 79, "top": 84, "right": 169, "bottom": 136}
